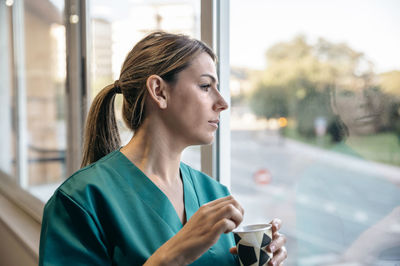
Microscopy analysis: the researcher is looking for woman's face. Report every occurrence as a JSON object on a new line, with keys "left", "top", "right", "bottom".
{"left": 332, "top": 86, "right": 383, "bottom": 136}
{"left": 162, "top": 52, "right": 228, "bottom": 146}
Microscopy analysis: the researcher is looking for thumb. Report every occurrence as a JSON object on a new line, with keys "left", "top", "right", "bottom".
{"left": 229, "top": 247, "right": 238, "bottom": 254}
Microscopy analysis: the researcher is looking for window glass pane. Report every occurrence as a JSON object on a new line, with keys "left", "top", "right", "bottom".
{"left": 230, "top": 0, "right": 400, "bottom": 264}
{"left": 22, "top": 0, "right": 67, "bottom": 200}
{"left": 89, "top": 0, "right": 201, "bottom": 170}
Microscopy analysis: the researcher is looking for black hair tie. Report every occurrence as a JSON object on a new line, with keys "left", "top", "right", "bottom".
{"left": 113, "top": 80, "right": 122, "bottom": 94}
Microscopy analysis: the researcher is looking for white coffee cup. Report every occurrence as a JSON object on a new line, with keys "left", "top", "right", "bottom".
{"left": 233, "top": 224, "right": 273, "bottom": 266}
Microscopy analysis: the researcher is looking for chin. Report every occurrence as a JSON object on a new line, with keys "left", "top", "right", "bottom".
{"left": 196, "top": 134, "right": 215, "bottom": 146}
{"left": 352, "top": 124, "right": 376, "bottom": 135}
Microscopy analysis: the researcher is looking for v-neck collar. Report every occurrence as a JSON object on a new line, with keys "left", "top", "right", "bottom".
{"left": 113, "top": 150, "right": 200, "bottom": 233}
{"left": 180, "top": 162, "right": 200, "bottom": 221}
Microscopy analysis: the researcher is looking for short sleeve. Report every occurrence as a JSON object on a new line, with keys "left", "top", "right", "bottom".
{"left": 39, "top": 190, "right": 111, "bottom": 266}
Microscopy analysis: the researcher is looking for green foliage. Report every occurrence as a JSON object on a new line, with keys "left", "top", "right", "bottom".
{"left": 251, "top": 35, "right": 380, "bottom": 138}
{"left": 250, "top": 84, "right": 288, "bottom": 119}
{"left": 296, "top": 91, "right": 332, "bottom": 138}
{"left": 379, "top": 71, "right": 400, "bottom": 95}
{"left": 266, "top": 35, "right": 311, "bottom": 62}
{"left": 389, "top": 101, "right": 400, "bottom": 136}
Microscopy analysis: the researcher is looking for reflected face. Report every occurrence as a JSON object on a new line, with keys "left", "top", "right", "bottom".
{"left": 332, "top": 86, "right": 383, "bottom": 136}
{"left": 163, "top": 52, "right": 228, "bottom": 146}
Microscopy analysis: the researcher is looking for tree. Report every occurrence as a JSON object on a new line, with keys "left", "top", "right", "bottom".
{"left": 249, "top": 35, "right": 381, "bottom": 139}
{"left": 250, "top": 84, "right": 288, "bottom": 119}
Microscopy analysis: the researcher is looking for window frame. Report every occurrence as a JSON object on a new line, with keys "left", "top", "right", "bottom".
{"left": 65, "top": 0, "right": 90, "bottom": 177}
{"left": 200, "top": 0, "right": 231, "bottom": 188}
{"left": 12, "top": 0, "right": 29, "bottom": 188}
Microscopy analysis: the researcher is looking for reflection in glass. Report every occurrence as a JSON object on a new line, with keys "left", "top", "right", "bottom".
{"left": 230, "top": 0, "right": 400, "bottom": 264}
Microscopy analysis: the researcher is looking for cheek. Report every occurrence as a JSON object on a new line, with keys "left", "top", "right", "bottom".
{"left": 334, "top": 98, "right": 357, "bottom": 122}
{"left": 175, "top": 101, "right": 202, "bottom": 129}
{"left": 371, "top": 98, "right": 384, "bottom": 113}
{"left": 335, "top": 98, "right": 352, "bottom": 112}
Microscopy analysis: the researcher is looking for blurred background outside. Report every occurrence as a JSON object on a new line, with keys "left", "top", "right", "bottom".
{"left": 229, "top": 0, "right": 400, "bottom": 265}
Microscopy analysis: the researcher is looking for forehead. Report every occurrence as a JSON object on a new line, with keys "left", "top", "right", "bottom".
{"left": 182, "top": 52, "right": 218, "bottom": 81}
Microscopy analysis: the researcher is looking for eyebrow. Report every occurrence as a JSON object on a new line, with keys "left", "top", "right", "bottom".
{"left": 200, "top": 74, "right": 219, "bottom": 84}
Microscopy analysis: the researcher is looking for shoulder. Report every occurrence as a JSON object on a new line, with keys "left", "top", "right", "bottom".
{"left": 180, "top": 162, "right": 231, "bottom": 200}
{"left": 46, "top": 150, "right": 122, "bottom": 210}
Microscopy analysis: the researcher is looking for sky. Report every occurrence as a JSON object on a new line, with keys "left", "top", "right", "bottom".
{"left": 230, "top": 0, "right": 400, "bottom": 73}
{"left": 50, "top": 0, "right": 400, "bottom": 74}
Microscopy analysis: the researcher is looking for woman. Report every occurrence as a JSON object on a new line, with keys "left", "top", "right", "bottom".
{"left": 39, "top": 32, "right": 287, "bottom": 265}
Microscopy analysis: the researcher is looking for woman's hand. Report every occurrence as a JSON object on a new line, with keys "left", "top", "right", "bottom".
{"left": 230, "top": 218, "right": 287, "bottom": 266}
{"left": 145, "top": 195, "right": 244, "bottom": 266}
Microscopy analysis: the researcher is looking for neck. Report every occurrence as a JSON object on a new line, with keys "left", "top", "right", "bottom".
{"left": 120, "top": 118, "right": 185, "bottom": 185}
{"left": 342, "top": 134, "right": 368, "bottom": 158}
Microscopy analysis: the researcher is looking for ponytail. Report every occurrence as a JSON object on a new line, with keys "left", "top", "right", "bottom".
{"left": 81, "top": 83, "right": 121, "bottom": 167}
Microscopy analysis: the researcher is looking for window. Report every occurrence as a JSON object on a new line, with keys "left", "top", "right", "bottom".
{"left": 230, "top": 0, "right": 400, "bottom": 264}
{"left": 4, "top": 2, "right": 398, "bottom": 264}
{"left": 26, "top": 0, "right": 66, "bottom": 200}
{"left": 0, "top": 0, "right": 67, "bottom": 202}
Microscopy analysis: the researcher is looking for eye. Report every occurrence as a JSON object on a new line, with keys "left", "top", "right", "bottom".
{"left": 199, "top": 84, "right": 211, "bottom": 91}
{"left": 338, "top": 90, "right": 354, "bottom": 97}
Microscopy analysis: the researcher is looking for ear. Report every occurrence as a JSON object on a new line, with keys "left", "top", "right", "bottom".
{"left": 146, "top": 75, "right": 168, "bottom": 109}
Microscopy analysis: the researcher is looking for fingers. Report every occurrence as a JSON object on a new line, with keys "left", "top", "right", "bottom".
{"left": 207, "top": 196, "right": 245, "bottom": 216}
{"left": 204, "top": 195, "right": 234, "bottom": 208}
{"left": 268, "top": 246, "right": 287, "bottom": 266}
{"left": 227, "top": 197, "right": 245, "bottom": 216}
{"left": 269, "top": 218, "right": 282, "bottom": 233}
{"left": 210, "top": 197, "right": 244, "bottom": 234}
{"left": 205, "top": 196, "right": 245, "bottom": 215}
{"left": 213, "top": 218, "right": 237, "bottom": 234}
{"left": 213, "top": 202, "right": 243, "bottom": 228}
{"left": 229, "top": 247, "right": 238, "bottom": 255}
{"left": 267, "top": 219, "right": 286, "bottom": 266}
{"left": 267, "top": 232, "right": 286, "bottom": 253}
{"left": 200, "top": 196, "right": 244, "bottom": 230}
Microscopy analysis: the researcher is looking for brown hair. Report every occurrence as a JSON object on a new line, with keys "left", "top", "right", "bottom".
{"left": 81, "top": 31, "right": 216, "bottom": 167}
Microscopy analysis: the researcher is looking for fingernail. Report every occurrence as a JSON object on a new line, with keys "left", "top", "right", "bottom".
{"left": 269, "top": 244, "right": 275, "bottom": 253}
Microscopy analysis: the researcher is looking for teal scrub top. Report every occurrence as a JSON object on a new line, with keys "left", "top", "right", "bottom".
{"left": 39, "top": 150, "right": 239, "bottom": 265}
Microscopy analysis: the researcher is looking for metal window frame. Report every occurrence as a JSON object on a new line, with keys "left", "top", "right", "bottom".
{"left": 12, "top": 0, "right": 28, "bottom": 188}
{"left": 0, "top": 2, "right": 13, "bottom": 176}
{"left": 201, "top": 0, "right": 231, "bottom": 188}
{"left": 65, "top": 0, "right": 90, "bottom": 176}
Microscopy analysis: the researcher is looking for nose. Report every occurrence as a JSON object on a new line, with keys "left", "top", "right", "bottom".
{"left": 213, "top": 90, "right": 229, "bottom": 112}
{"left": 358, "top": 88, "right": 373, "bottom": 109}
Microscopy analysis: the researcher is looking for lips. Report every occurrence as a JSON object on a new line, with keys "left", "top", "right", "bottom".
{"left": 208, "top": 119, "right": 219, "bottom": 128}
{"left": 355, "top": 114, "right": 379, "bottom": 124}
